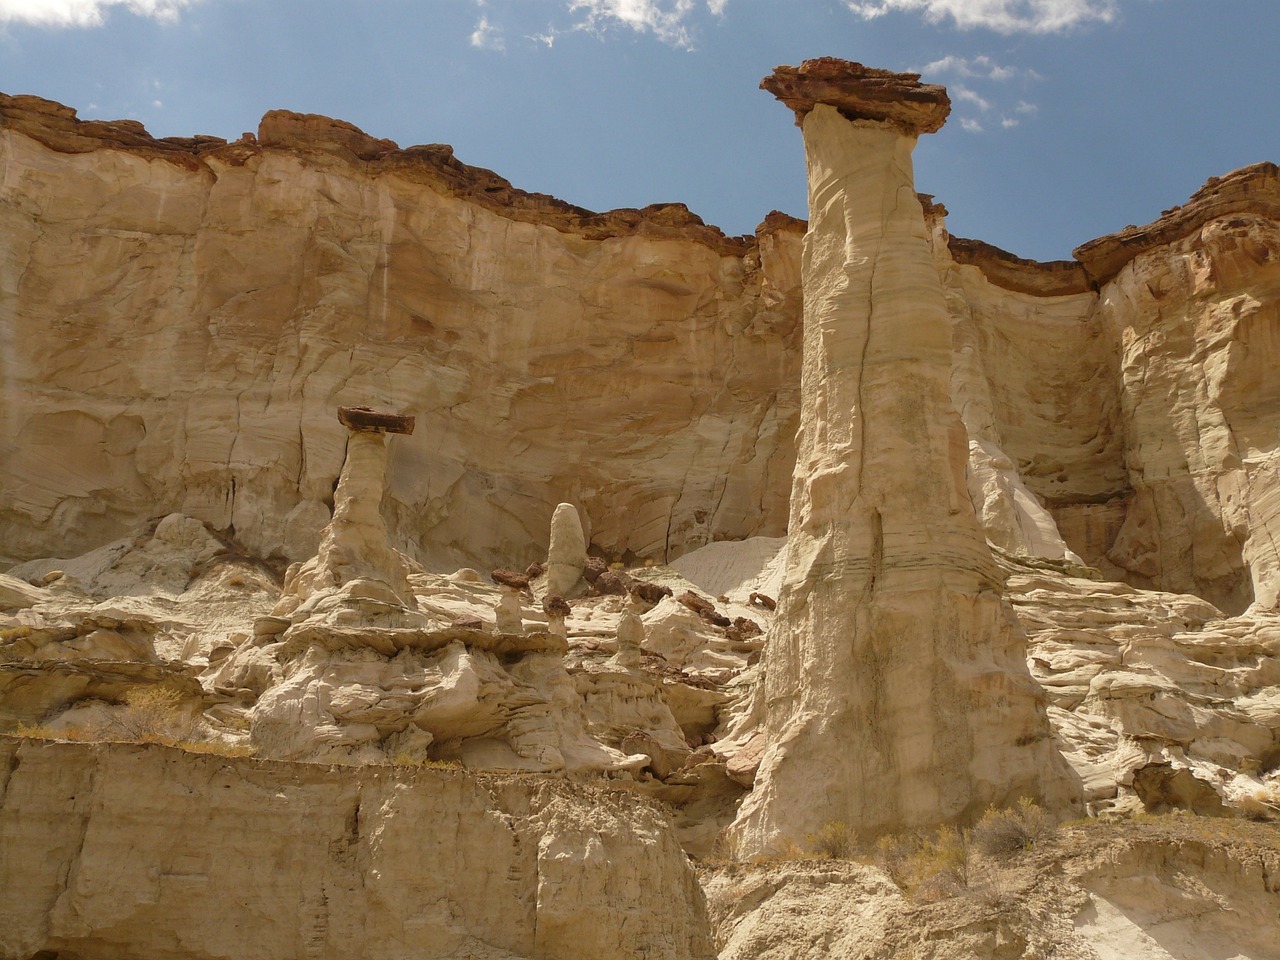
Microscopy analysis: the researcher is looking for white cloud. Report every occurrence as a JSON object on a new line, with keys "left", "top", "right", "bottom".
{"left": 0, "top": 0, "right": 196, "bottom": 26}
{"left": 569, "top": 0, "right": 724, "bottom": 48}
{"left": 1015, "top": 99, "right": 1039, "bottom": 113}
{"left": 846, "top": 0, "right": 1121, "bottom": 34}
{"left": 920, "top": 54, "right": 1018, "bottom": 80}
{"left": 470, "top": 14, "right": 505, "bottom": 50}
{"left": 952, "top": 84, "right": 991, "bottom": 111}
{"left": 527, "top": 29, "right": 558, "bottom": 47}
{"left": 959, "top": 117, "right": 985, "bottom": 132}
{"left": 1001, "top": 116, "right": 1019, "bottom": 127}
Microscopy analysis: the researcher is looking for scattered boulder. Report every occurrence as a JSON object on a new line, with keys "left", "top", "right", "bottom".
{"left": 630, "top": 581, "right": 673, "bottom": 606}
{"left": 583, "top": 557, "right": 608, "bottom": 584}
{"left": 594, "top": 571, "right": 632, "bottom": 596}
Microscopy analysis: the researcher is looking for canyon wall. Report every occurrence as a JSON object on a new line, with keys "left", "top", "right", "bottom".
{"left": 0, "top": 737, "right": 715, "bottom": 960}
{"left": 4, "top": 94, "right": 1279, "bottom": 621}
{"left": 0, "top": 94, "right": 802, "bottom": 572}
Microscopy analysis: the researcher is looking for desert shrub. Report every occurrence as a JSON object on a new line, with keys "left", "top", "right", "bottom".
{"left": 1238, "top": 787, "right": 1280, "bottom": 822}
{"left": 971, "top": 798, "right": 1057, "bottom": 858}
{"left": 807, "top": 820, "right": 856, "bottom": 859}
{"left": 877, "top": 826, "right": 971, "bottom": 901}
{"left": 106, "top": 686, "right": 201, "bottom": 744}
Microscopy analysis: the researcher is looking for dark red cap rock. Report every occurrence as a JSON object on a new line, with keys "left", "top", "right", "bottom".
{"left": 761, "top": 58, "right": 950, "bottom": 134}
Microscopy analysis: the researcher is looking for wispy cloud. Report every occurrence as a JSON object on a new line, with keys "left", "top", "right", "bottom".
{"left": 960, "top": 117, "right": 984, "bottom": 132}
{"left": 846, "top": 0, "right": 1122, "bottom": 34}
{"left": 527, "top": 27, "right": 559, "bottom": 47}
{"left": 568, "top": 0, "right": 724, "bottom": 49}
{"left": 0, "top": 0, "right": 196, "bottom": 26}
{"left": 470, "top": 14, "right": 505, "bottom": 51}
{"left": 920, "top": 54, "right": 1019, "bottom": 81}
{"left": 952, "top": 84, "right": 991, "bottom": 111}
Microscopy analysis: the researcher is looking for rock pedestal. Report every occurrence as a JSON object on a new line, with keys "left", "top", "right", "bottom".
{"left": 275, "top": 407, "right": 417, "bottom": 614}
{"left": 730, "top": 60, "right": 1078, "bottom": 854}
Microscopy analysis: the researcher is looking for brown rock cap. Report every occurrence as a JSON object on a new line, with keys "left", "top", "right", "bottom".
{"left": 761, "top": 58, "right": 950, "bottom": 134}
{"left": 1073, "top": 161, "right": 1280, "bottom": 285}
{"left": 337, "top": 406, "right": 415, "bottom": 435}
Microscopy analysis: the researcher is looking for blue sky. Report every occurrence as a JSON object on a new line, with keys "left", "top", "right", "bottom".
{"left": 1, "top": 0, "right": 1276, "bottom": 260}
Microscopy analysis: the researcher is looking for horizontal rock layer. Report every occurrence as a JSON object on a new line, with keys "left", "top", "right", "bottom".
{"left": 0, "top": 737, "right": 715, "bottom": 960}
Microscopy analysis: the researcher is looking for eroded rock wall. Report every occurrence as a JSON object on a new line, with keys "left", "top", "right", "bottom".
{"left": 0, "top": 95, "right": 802, "bottom": 571}
{"left": 939, "top": 231, "right": 1127, "bottom": 567}
{"left": 0, "top": 737, "right": 715, "bottom": 960}
{"left": 1079, "top": 165, "right": 1280, "bottom": 613}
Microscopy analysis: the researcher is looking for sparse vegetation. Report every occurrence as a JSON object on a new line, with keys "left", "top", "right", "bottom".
{"left": 806, "top": 820, "right": 856, "bottom": 859}
{"left": 389, "top": 751, "right": 461, "bottom": 770}
{"left": 971, "top": 797, "right": 1057, "bottom": 858}
{"left": 10, "top": 685, "right": 255, "bottom": 758}
{"left": 877, "top": 825, "right": 971, "bottom": 901}
{"left": 1237, "top": 786, "right": 1280, "bottom": 822}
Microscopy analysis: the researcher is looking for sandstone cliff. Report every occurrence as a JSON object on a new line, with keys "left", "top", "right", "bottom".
{"left": 0, "top": 93, "right": 802, "bottom": 572}
{"left": 3, "top": 67, "right": 1280, "bottom": 960}
{"left": 0, "top": 737, "right": 715, "bottom": 960}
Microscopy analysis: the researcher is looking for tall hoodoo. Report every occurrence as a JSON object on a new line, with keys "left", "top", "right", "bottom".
{"left": 274, "top": 406, "right": 418, "bottom": 614}
{"left": 731, "top": 59, "right": 1078, "bottom": 853}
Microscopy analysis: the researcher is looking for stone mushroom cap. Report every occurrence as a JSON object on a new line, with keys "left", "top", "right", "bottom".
{"left": 337, "top": 405, "right": 416, "bottom": 435}
{"left": 761, "top": 58, "right": 950, "bottom": 134}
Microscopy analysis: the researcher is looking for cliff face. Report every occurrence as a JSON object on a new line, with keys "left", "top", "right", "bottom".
{"left": 3, "top": 80, "right": 1280, "bottom": 960}
{"left": 0, "top": 737, "right": 715, "bottom": 960}
{"left": 5, "top": 93, "right": 1278, "bottom": 620}
{"left": 0, "top": 94, "right": 802, "bottom": 572}
{"left": 1084, "top": 165, "right": 1280, "bottom": 613}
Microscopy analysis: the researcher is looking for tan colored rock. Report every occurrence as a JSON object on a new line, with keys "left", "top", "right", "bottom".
{"left": 275, "top": 414, "right": 417, "bottom": 614}
{"left": 731, "top": 63, "right": 1077, "bottom": 853}
{"left": 1091, "top": 203, "right": 1280, "bottom": 612}
{"left": 0, "top": 737, "right": 715, "bottom": 960}
{"left": 611, "top": 608, "right": 645, "bottom": 670}
{"left": 0, "top": 93, "right": 800, "bottom": 571}
{"left": 703, "top": 820, "right": 1280, "bottom": 960}
{"left": 544, "top": 502, "right": 587, "bottom": 597}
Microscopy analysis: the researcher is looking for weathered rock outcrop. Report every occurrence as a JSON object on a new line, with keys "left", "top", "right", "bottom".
{"left": 729, "top": 61, "right": 1077, "bottom": 854}
{"left": 1090, "top": 194, "right": 1280, "bottom": 613}
{"left": 0, "top": 737, "right": 716, "bottom": 960}
{"left": 0, "top": 92, "right": 802, "bottom": 572}
{"left": 703, "top": 819, "right": 1280, "bottom": 960}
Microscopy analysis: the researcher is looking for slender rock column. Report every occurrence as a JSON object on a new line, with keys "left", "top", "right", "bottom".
{"left": 730, "top": 60, "right": 1078, "bottom": 854}
{"left": 545, "top": 503, "right": 588, "bottom": 598}
{"left": 274, "top": 406, "right": 417, "bottom": 613}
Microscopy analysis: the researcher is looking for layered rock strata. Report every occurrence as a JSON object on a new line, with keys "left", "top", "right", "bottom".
{"left": 1087, "top": 176, "right": 1280, "bottom": 613}
{"left": 0, "top": 93, "right": 802, "bottom": 572}
{"left": 0, "top": 737, "right": 715, "bottom": 960}
{"left": 730, "top": 61, "right": 1077, "bottom": 852}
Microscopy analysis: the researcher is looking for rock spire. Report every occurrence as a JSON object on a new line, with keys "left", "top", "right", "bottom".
{"left": 730, "top": 60, "right": 1078, "bottom": 853}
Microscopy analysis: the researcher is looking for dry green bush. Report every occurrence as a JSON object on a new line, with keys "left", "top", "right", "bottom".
{"left": 806, "top": 820, "right": 857, "bottom": 859}
{"left": 971, "top": 798, "right": 1057, "bottom": 858}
